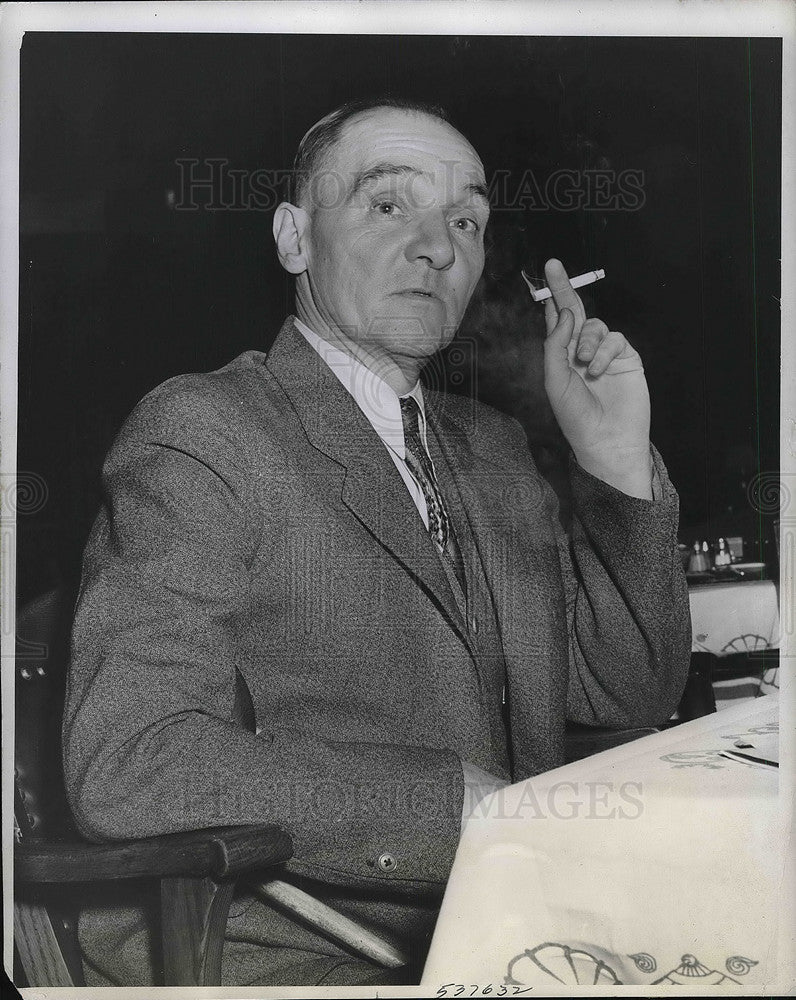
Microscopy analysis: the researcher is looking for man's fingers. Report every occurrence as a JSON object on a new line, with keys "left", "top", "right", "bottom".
{"left": 585, "top": 330, "right": 634, "bottom": 376}
{"left": 544, "top": 294, "right": 582, "bottom": 368}
{"left": 544, "top": 258, "right": 586, "bottom": 333}
{"left": 575, "top": 318, "right": 609, "bottom": 363}
{"left": 543, "top": 307, "right": 576, "bottom": 398}
{"left": 544, "top": 296, "right": 558, "bottom": 337}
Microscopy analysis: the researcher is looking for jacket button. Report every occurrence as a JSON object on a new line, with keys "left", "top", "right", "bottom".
{"left": 377, "top": 853, "right": 397, "bottom": 872}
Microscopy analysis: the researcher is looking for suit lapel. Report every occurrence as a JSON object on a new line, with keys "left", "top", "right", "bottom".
{"left": 263, "top": 319, "right": 471, "bottom": 648}
{"left": 425, "top": 394, "right": 517, "bottom": 610}
{"left": 425, "top": 391, "right": 559, "bottom": 637}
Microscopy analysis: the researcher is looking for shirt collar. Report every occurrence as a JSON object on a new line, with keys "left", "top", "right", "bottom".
{"left": 293, "top": 316, "right": 427, "bottom": 456}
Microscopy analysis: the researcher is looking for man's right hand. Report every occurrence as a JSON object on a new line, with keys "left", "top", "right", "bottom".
{"left": 461, "top": 761, "right": 509, "bottom": 830}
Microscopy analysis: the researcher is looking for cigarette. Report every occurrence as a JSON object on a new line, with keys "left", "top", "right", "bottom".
{"left": 521, "top": 268, "right": 606, "bottom": 302}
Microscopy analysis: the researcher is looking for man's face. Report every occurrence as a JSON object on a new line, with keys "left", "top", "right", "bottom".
{"left": 298, "top": 108, "right": 490, "bottom": 368}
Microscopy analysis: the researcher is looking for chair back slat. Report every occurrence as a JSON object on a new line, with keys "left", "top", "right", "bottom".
{"left": 15, "top": 587, "right": 79, "bottom": 842}
{"left": 14, "top": 897, "right": 76, "bottom": 987}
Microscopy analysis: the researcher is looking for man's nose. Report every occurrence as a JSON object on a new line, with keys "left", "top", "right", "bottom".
{"left": 404, "top": 214, "right": 455, "bottom": 270}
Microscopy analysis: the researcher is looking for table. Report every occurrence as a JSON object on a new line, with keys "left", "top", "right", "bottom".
{"left": 422, "top": 696, "right": 783, "bottom": 990}
{"left": 688, "top": 580, "right": 780, "bottom": 708}
{"left": 688, "top": 579, "right": 780, "bottom": 656}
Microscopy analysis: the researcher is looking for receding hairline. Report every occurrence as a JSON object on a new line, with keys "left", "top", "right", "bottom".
{"left": 291, "top": 101, "right": 483, "bottom": 207}
{"left": 310, "top": 102, "right": 468, "bottom": 143}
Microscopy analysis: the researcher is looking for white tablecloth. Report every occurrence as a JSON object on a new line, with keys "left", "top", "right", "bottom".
{"left": 689, "top": 579, "right": 780, "bottom": 655}
{"left": 422, "top": 697, "right": 783, "bottom": 990}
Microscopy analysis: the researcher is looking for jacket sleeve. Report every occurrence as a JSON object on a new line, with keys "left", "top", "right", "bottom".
{"left": 558, "top": 445, "right": 692, "bottom": 726}
{"left": 62, "top": 383, "right": 463, "bottom": 892}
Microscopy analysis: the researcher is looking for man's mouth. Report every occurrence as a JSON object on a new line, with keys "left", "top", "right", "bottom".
{"left": 392, "top": 288, "right": 440, "bottom": 300}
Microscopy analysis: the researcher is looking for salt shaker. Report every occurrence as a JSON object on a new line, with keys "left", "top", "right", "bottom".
{"left": 688, "top": 541, "right": 709, "bottom": 574}
{"left": 714, "top": 537, "right": 731, "bottom": 568}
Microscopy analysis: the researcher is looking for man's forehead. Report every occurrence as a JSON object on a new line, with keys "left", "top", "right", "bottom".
{"left": 335, "top": 109, "right": 486, "bottom": 185}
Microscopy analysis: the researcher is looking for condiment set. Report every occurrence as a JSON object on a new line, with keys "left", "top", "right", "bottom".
{"left": 687, "top": 538, "right": 735, "bottom": 574}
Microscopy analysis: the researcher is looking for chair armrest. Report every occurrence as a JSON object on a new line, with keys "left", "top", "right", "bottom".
{"left": 564, "top": 724, "right": 659, "bottom": 764}
{"left": 15, "top": 824, "right": 292, "bottom": 884}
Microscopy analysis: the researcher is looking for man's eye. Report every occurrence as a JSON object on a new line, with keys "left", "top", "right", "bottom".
{"left": 373, "top": 201, "right": 401, "bottom": 216}
{"left": 450, "top": 217, "right": 479, "bottom": 233}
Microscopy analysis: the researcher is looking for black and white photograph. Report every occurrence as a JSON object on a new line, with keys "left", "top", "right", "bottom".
{"left": 2, "top": 2, "right": 793, "bottom": 996}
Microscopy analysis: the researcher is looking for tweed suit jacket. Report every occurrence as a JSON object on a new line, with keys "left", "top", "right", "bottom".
{"left": 63, "top": 317, "right": 691, "bottom": 982}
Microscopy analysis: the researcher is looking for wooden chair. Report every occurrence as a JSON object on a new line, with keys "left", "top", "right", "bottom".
{"left": 13, "top": 587, "right": 293, "bottom": 987}
{"left": 13, "top": 586, "right": 408, "bottom": 988}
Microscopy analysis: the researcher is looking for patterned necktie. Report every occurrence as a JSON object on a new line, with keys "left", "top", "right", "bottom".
{"left": 400, "top": 396, "right": 467, "bottom": 596}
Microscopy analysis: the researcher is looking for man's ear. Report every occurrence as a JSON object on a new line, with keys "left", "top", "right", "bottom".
{"left": 273, "top": 202, "right": 310, "bottom": 275}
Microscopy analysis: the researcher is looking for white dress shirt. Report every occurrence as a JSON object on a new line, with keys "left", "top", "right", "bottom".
{"left": 294, "top": 317, "right": 432, "bottom": 528}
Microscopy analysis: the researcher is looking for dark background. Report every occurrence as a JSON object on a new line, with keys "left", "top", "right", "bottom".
{"left": 17, "top": 33, "right": 781, "bottom": 603}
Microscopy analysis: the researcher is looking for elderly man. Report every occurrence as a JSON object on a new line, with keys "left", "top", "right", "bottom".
{"left": 64, "top": 97, "right": 690, "bottom": 987}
